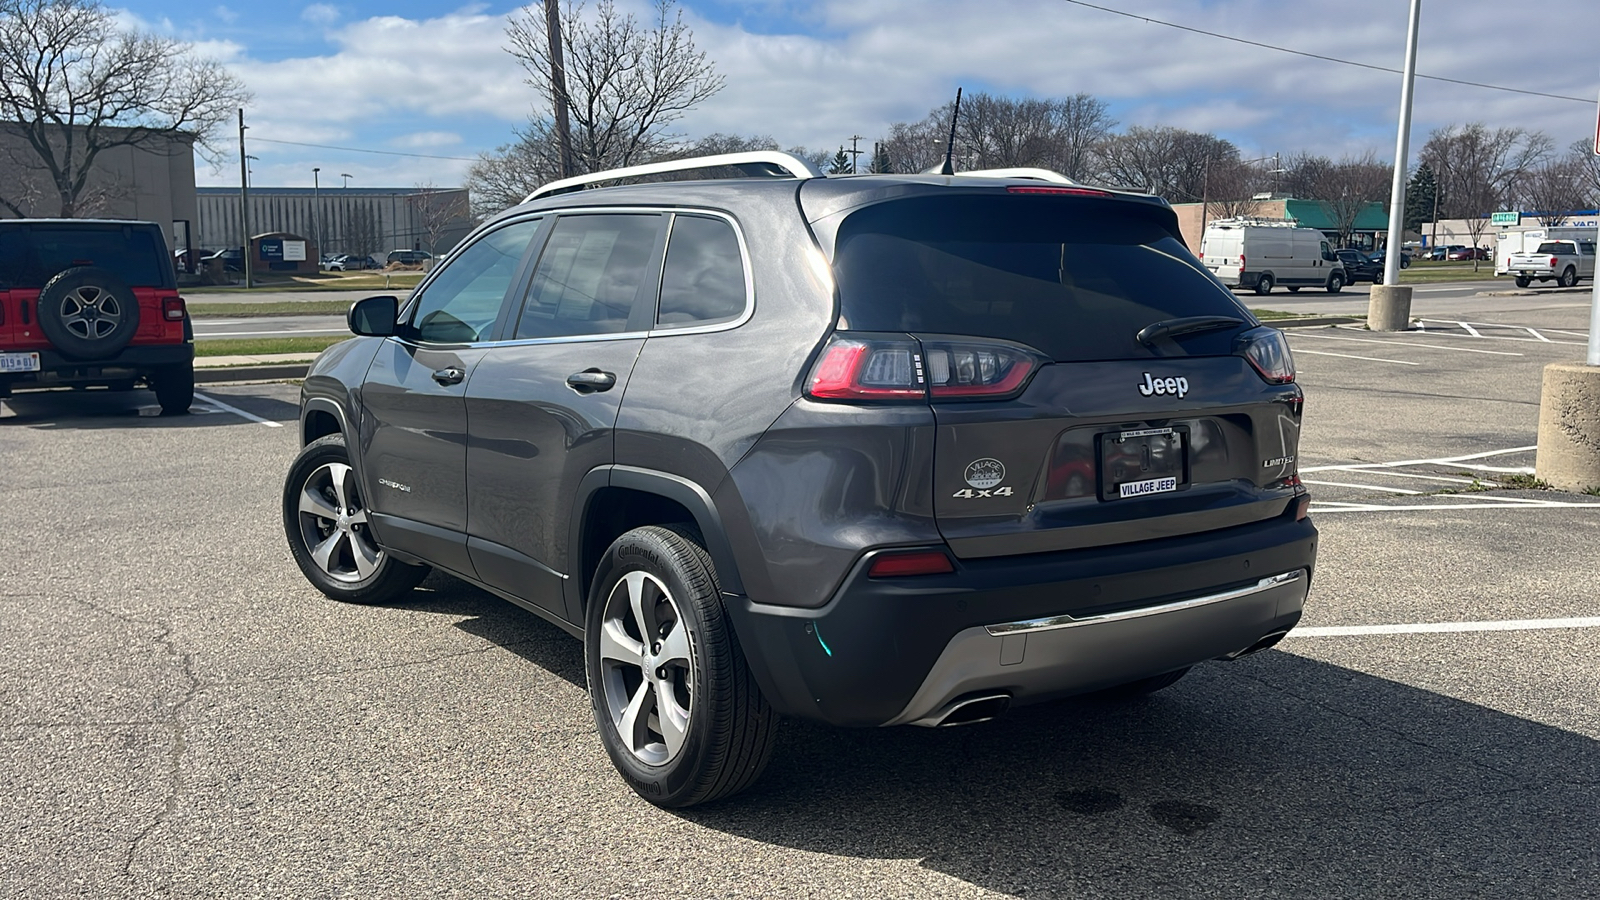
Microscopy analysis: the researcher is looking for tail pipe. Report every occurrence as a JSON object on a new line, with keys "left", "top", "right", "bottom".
{"left": 1219, "top": 629, "right": 1291, "bottom": 661}
{"left": 910, "top": 692, "right": 1012, "bottom": 728}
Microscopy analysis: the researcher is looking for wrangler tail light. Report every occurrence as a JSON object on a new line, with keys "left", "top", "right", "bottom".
{"left": 1235, "top": 326, "right": 1295, "bottom": 384}
{"left": 867, "top": 549, "right": 955, "bottom": 578}
{"left": 162, "top": 296, "right": 186, "bottom": 321}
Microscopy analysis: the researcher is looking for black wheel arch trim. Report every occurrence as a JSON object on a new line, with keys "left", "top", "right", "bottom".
{"left": 566, "top": 465, "right": 747, "bottom": 620}
{"left": 298, "top": 397, "right": 384, "bottom": 546}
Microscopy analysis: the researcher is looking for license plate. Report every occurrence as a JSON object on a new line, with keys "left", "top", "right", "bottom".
{"left": 0, "top": 352, "right": 40, "bottom": 373}
{"left": 1099, "top": 427, "right": 1187, "bottom": 500}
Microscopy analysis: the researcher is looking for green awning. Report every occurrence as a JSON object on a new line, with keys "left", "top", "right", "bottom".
{"left": 1283, "top": 199, "right": 1388, "bottom": 231}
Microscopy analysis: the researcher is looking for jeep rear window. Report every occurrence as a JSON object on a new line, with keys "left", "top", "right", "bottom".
{"left": 831, "top": 196, "right": 1253, "bottom": 361}
{"left": 8, "top": 226, "right": 172, "bottom": 289}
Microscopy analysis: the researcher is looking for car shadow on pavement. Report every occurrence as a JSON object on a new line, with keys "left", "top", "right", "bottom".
{"left": 681, "top": 650, "right": 1600, "bottom": 898}
{"left": 1, "top": 386, "right": 299, "bottom": 428}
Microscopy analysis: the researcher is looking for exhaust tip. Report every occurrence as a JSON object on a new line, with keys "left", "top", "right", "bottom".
{"left": 1220, "top": 629, "right": 1290, "bottom": 661}
{"left": 912, "top": 692, "right": 1012, "bottom": 728}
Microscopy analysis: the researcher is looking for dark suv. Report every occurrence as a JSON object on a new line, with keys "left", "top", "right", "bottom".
{"left": 283, "top": 154, "right": 1316, "bottom": 807}
{"left": 0, "top": 219, "right": 194, "bottom": 414}
{"left": 1335, "top": 248, "right": 1383, "bottom": 284}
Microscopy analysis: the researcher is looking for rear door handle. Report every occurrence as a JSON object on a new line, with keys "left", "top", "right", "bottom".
{"left": 432, "top": 366, "right": 465, "bottom": 386}
{"left": 566, "top": 369, "right": 617, "bottom": 393}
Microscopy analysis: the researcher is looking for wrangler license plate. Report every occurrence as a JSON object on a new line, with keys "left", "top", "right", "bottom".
{"left": 0, "top": 352, "right": 40, "bottom": 373}
{"left": 1099, "top": 426, "right": 1188, "bottom": 500}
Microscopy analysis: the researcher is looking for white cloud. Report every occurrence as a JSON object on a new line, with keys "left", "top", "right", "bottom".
{"left": 391, "top": 131, "right": 465, "bottom": 149}
{"left": 301, "top": 4, "right": 340, "bottom": 25}
{"left": 214, "top": 5, "right": 238, "bottom": 24}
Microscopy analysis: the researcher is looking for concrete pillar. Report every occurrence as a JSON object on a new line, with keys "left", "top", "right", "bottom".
{"left": 1535, "top": 362, "right": 1600, "bottom": 493}
{"left": 1368, "top": 285, "right": 1413, "bottom": 331}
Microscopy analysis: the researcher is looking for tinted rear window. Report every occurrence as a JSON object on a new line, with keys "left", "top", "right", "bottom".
{"left": 832, "top": 196, "right": 1252, "bottom": 361}
{"left": 0, "top": 225, "right": 171, "bottom": 289}
{"left": 1534, "top": 242, "right": 1573, "bottom": 253}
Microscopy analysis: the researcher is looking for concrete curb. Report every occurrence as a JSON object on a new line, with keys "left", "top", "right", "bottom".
{"left": 1270, "top": 316, "right": 1362, "bottom": 328}
{"left": 195, "top": 364, "right": 309, "bottom": 383}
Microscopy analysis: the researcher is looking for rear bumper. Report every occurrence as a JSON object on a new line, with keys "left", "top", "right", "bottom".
{"left": 726, "top": 513, "right": 1317, "bottom": 727}
{"left": 0, "top": 344, "right": 193, "bottom": 389}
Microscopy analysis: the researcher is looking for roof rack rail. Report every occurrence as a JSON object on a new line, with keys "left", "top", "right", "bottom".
{"left": 1207, "top": 216, "right": 1301, "bottom": 228}
{"left": 954, "top": 167, "right": 1077, "bottom": 185}
{"left": 524, "top": 151, "right": 825, "bottom": 203}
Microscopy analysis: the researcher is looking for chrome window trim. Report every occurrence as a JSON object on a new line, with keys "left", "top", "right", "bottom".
{"left": 984, "top": 570, "right": 1306, "bottom": 637}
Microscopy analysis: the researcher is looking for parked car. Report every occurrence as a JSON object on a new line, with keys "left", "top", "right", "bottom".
{"left": 1507, "top": 239, "right": 1596, "bottom": 288}
{"left": 1427, "top": 245, "right": 1463, "bottom": 261}
{"left": 283, "top": 153, "right": 1316, "bottom": 808}
{"left": 1364, "top": 249, "right": 1410, "bottom": 269}
{"left": 1446, "top": 246, "right": 1488, "bottom": 261}
{"left": 384, "top": 249, "right": 432, "bottom": 266}
{"left": 204, "top": 247, "right": 245, "bottom": 271}
{"left": 0, "top": 218, "right": 194, "bottom": 413}
{"left": 326, "top": 255, "right": 380, "bottom": 271}
{"left": 1337, "top": 249, "right": 1384, "bottom": 284}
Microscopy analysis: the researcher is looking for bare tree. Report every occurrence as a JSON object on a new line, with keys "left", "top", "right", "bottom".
{"left": 1093, "top": 126, "right": 1236, "bottom": 202}
{"left": 1203, "top": 156, "right": 1269, "bottom": 220}
{"left": 409, "top": 184, "right": 473, "bottom": 257}
{"left": 505, "top": 0, "right": 723, "bottom": 175}
{"left": 1422, "top": 123, "right": 1553, "bottom": 267}
{"left": 1571, "top": 139, "right": 1600, "bottom": 209}
{"left": 1303, "top": 152, "right": 1393, "bottom": 247}
{"left": 466, "top": 130, "right": 563, "bottom": 217}
{"left": 954, "top": 92, "right": 1115, "bottom": 178}
{"left": 1521, "top": 157, "right": 1587, "bottom": 227}
{"left": 0, "top": 0, "right": 247, "bottom": 217}
{"left": 1277, "top": 152, "right": 1332, "bottom": 200}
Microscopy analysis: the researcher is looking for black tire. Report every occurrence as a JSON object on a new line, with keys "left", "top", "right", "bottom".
{"left": 1326, "top": 272, "right": 1344, "bottom": 294}
{"left": 1515, "top": 276, "right": 1531, "bottom": 288}
{"left": 586, "top": 525, "right": 777, "bottom": 808}
{"left": 1559, "top": 267, "right": 1578, "bottom": 288}
{"left": 1094, "top": 667, "right": 1191, "bottom": 700}
{"left": 1254, "top": 274, "right": 1273, "bottom": 296}
{"left": 1286, "top": 286, "right": 1301, "bottom": 293}
{"left": 152, "top": 363, "right": 194, "bottom": 415}
{"left": 35, "top": 267, "right": 141, "bottom": 360}
{"left": 282, "top": 434, "right": 430, "bottom": 604}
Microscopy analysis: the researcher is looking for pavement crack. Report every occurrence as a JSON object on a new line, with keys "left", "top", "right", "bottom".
{"left": 218, "top": 638, "right": 545, "bottom": 686}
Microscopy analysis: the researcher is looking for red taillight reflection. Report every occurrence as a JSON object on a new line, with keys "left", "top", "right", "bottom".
{"left": 1006, "top": 186, "right": 1112, "bottom": 198}
{"left": 867, "top": 550, "right": 955, "bottom": 578}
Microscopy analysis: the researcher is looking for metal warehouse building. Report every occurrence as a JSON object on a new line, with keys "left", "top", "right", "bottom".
{"left": 196, "top": 186, "right": 474, "bottom": 259}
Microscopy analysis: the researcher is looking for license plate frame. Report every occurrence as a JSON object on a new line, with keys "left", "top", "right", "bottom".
{"left": 0, "top": 351, "right": 40, "bottom": 373}
{"left": 1097, "top": 426, "right": 1189, "bottom": 501}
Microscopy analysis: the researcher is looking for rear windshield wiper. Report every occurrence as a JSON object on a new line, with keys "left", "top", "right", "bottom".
{"left": 1135, "top": 315, "right": 1245, "bottom": 347}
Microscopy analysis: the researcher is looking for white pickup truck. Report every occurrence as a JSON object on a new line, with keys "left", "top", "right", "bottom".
{"left": 1506, "top": 239, "right": 1596, "bottom": 288}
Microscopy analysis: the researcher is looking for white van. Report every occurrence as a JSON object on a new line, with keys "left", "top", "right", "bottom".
{"left": 1200, "top": 218, "right": 1346, "bottom": 295}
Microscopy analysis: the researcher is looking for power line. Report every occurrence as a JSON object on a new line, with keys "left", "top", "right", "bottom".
{"left": 250, "top": 136, "right": 481, "bottom": 161}
{"left": 1059, "top": 0, "right": 1593, "bottom": 105}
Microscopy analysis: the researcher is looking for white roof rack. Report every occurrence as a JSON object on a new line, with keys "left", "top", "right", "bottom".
{"left": 1206, "top": 215, "right": 1301, "bottom": 228}
{"left": 524, "top": 151, "right": 825, "bottom": 202}
{"left": 954, "top": 168, "right": 1077, "bottom": 185}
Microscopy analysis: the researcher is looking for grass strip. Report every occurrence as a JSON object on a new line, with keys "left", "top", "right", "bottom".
{"left": 188, "top": 300, "right": 354, "bottom": 317}
{"left": 183, "top": 274, "right": 423, "bottom": 294}
{"left": 195, "top": 336, "right": 349, "bottom": 358}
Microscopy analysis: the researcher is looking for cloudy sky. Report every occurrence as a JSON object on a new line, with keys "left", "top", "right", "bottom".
{"left": 114, "top": 0, "right": 1600, "bottom": 190}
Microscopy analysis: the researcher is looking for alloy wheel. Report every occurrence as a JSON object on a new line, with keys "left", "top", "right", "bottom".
{"left": 597, "top": 571, "right": 694, "bottom": 766}
{"left": 59, "top": 285, "right": 123, "bottom": 341}
{"left": 295, "top": 461, "right": 382, "bottom": 583}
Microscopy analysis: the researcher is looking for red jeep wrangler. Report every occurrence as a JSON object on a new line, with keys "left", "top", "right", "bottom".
{"left": 0, "top": 219, "right": 194, "bottom": 414}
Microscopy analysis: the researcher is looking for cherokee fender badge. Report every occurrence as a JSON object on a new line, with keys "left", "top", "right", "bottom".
{"left": 377, "top": 478, "right": 412, "bottom": 493}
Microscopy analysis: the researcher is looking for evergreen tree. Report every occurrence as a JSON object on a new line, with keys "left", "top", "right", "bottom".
{"left": 1403, "top": 163, "right": 1437, "bottom": 236}
{"left": 829, "top": 146, "right": 852, "bottom": 174}
{"left": 869, "top": 142, "right": 892, "bottom": 173}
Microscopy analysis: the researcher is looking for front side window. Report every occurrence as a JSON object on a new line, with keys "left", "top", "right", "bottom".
{"left": 657, "top": 215, "right": 747, "bottom": 327}
{"left": 409, "top": 219, "right": 541, "bottom": 343}
{"left": 514, "top": 214, "right": 661, "bottom": 339}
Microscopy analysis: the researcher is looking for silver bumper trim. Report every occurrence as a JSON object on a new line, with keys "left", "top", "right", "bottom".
{"left": 984, "top": 570, "right": 1305, "bottom": 637}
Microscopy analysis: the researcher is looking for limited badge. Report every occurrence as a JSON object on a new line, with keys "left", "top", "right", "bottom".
{"left": 964, "top": 458, "right": 1005, "bottom": 489}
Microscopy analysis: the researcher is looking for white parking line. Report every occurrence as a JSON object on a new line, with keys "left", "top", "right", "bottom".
{"left": 1301, "top": 445, "right": 1535, "bottom": 473}
{"left": 1288, "top": 333, "right": 1522, "bottom": 356}
{"left": 1293, "top": 349, "right": 1419, "bottom": 365}
{"left": 1310, "top": 501, "right": 1600, "bottom": 512}
{"left": 1286, "top": 616, "right": 1600, "bottom": 637}
{"left": 194, "top": 391, "right": 283, "bottom": 428}
{"left": 1458, "top": 321, "right": 1482, "bottom": 337}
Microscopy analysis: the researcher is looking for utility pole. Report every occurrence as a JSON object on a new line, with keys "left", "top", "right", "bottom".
{"left": 545, "top": 0, "right": 574, "bottom": 177}
{"left": 238, "top": 109, "right": 252, "bottom": 289}
{"left": 846, "top": 135, "right": 865, "bottom": 174}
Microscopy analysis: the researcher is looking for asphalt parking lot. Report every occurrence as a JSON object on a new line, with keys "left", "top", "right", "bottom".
{"left": 3, "top": 298, "right": 1599, "bottom": 897}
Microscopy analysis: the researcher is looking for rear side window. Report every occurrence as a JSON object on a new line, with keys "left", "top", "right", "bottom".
{"left": 832, "top": 195, "right": 1252, "bottom": 362}
{"left": 657, "top": 215, "right": 746, "bottom": 327}
{"left": 6, "top": 226, "right": 172, "bottom": 289}
{"left": 515, "top": 214, "right": 660, "bottom": 339}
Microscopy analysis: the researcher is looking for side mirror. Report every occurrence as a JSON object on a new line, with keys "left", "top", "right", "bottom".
{"left": 348, "top": 295, "right": 399, "bottom": 337}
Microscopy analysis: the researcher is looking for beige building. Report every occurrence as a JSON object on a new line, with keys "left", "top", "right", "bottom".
{"left": 0, "top": 123, "right": 198, "bottom": 255}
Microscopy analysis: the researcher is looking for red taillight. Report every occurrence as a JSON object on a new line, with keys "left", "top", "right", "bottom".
{"left": 867, "top": 550, "right": 955, "bottom": 578}
{"left": 1291, "top": 494, "right": 1310, "bottom": 521}
{"left": 806, "top": 336, "right": 926, "bottom": 400}
{"left": 806, "top": 335, "right": 1042, "bottom": 402}
{"left": 1006, "top": 186, "right": 1112, "bottom": 198}
{"left": 1550, "top": 257, "right": 1559, "bottom": 268}
{"left": 1239, "top": 254, "right": 1246, "bottom": 270}
{"left": 1236, "top": 326, "right": 1295, "bottom": 384}
{"left": 162, "top": 296, "right": 186, "bottom": 321}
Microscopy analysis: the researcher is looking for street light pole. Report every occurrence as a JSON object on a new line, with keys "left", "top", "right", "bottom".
{"left": 1369, "top": 0, "right": 1421, "bottom": 332}
{"left": 238, "top": 109, "right": 252, "bottom": 290}
{"left": 312, "top": 167, "right": 321, "bottom": 266}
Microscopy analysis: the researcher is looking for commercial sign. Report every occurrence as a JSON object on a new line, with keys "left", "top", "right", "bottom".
{"left": 1491, "top": 211, "right": 1520, "bottom": 226}
{"left": 282, "top": 240, "right": 306, "bottom": 262}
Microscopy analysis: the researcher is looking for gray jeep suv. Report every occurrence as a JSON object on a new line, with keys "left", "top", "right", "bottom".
{"left": 283, "top": 153, "right": 1316, "bottom": 807}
